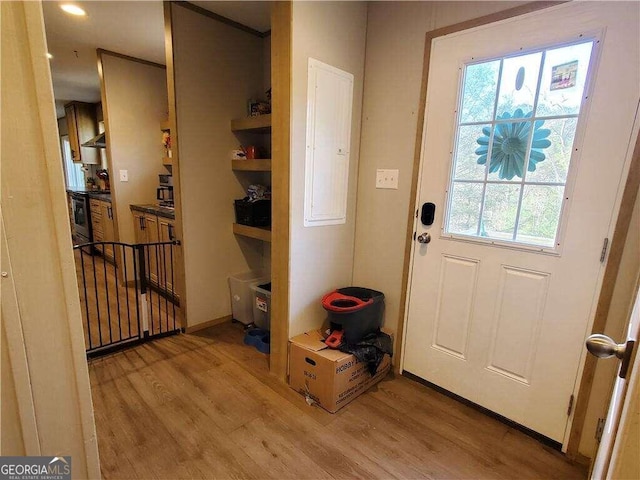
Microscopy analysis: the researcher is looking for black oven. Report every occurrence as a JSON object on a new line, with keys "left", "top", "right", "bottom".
{"left": 71, "top": 193, "right": 92, "bottom": 244}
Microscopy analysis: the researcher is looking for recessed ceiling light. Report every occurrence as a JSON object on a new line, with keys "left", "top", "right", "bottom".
{"left": 60, "top": 4, "right": 86, "bottom": 16}
{"left": 47, "top": 53, "right": 54, "bottom": 59}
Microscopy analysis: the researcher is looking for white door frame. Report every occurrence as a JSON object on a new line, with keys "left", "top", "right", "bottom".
{"left": 395, "top": 1, "right": 640, "bottom": 456}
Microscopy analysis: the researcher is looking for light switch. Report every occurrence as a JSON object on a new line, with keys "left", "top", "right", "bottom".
{"left": 119, "top": 170, "right": 128, "bottom": 182}
{"left": 376, "top": 169, "right": 399, "bottom": 189}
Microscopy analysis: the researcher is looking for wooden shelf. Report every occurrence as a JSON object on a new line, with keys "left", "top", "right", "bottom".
{"left": 162, "top": 157, "right": 173, "bottom": 167}
{"left": 232, "top": 223, "right": 271, "bottom": 242}
{"left": 232, "top": 159, "right": 272, "bottom": 171}
{"left": 231, "top": 114, "right": 271, "bottom": 133}
{"left": 160, "top": 119, "right": 170, "bottom": 131}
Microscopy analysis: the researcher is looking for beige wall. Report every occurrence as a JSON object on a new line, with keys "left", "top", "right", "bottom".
{"left": 1, "top": 1, "right": 99, "bottom": 473}
{"left": 100, "top": 52, "right": 168, "bottom": 244}
{"left": 171, "top": 4, "right": 266, "bottom": 327}
{"left": 288, "top": 1, "right": 368, "bottom": 336}
{"left": 353, "top": 1, "right": 523, "bottom": 339}
{"left": 1, "top": 323, "right": 25, "bottom": 456}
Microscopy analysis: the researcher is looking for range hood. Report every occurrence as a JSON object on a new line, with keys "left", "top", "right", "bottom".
{"left": 81, "top": 132, "right": 106, "bottom": 148}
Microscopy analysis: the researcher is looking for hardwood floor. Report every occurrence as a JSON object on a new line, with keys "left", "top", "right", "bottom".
{"left": 89, "top": 323, "right": 587, "bottom": 479}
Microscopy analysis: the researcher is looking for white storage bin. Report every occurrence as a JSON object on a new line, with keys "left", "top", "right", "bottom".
{"left": 228, "top": 271, "right": 268, "bottom": 325}
{"left": 251, "top": 283, "right": 272, "bottom": 330}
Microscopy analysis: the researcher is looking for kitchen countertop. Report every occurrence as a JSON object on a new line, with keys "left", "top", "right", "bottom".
{"left": 67, "top": 188, "right": 112, "bottom": 202}
{"left": 130, "top": 204, "right": 175, "bottom": 220}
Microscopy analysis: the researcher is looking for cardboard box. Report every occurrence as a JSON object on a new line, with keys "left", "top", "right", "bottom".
{"left": 288, "top": 330, "right": 392, "bottom": 413}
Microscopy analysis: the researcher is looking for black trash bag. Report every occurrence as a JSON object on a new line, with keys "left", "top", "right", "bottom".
{"left": 338, "top": 330, "right": 393, "bottom": 375}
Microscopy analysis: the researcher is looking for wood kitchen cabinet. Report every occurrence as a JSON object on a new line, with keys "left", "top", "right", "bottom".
{"left": 90, "top": 198, "right": 115, "bottom": 262}
{"left": 158, "top": 216, "right": 181, "bottom": 298}
{"left": 132, "top": 211, "right": 159, "bottom": 286}
{"left": 132, "top": 210, "right": 180, "bottom": 300}
{"left": 64, "top": 101, "right": 99, "bottom": 165}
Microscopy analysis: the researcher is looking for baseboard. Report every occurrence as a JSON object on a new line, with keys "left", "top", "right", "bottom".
{"left": 570, "top": 452, "right": 592, "bottom": 467}
{"left": 185, "top": 315, "right": 232, "bottom": 333}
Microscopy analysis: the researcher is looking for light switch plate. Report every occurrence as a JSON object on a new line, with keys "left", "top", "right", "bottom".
{"left": 119, "top": 170, "right": 128, "bottom": 182}
{"left": 376, "top": 169, "right": 399, "bottom": 189}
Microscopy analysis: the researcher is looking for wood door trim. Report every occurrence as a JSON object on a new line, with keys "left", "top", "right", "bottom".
{"left": 97, "top": 48, "right": 166, "bottom": 70}
{"left": 174, "top": 1, "right": 269, "bottom": 38}
{"left": 163, "top": 1, "right": 189, "bottom": 328}
{"left": 270, "top": 1, "right": 292, "bottom": 381}
{"left": 394, "top": 0, "right": 640, "bottom": 457}
{"left": 96, "top": 50, "right": 122, "bottom": 264}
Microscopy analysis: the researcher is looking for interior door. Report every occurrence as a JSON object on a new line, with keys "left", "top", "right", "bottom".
{"left": 402, "top": 2, "right": 639, "bottom": 442}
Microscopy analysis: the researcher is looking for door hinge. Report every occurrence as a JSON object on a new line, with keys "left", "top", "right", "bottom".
{"left": 416, "top": 208, "right": 419, "bottom": 218}
{"left": 600, "top": 237, "right": 609, "bottom": 263}
{"left": 567, "top": 394, "right": 575, "bottom": 416}
{"left": 595, "top": 417, "right": 606, "bottom": 442}
{"left": 413, "top": 231, "right": 417, "bottom": 241}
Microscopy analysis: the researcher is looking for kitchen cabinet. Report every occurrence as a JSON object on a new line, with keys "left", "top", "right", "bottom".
{"left": 158, "top": 216, "right": 181, "bottom": 298}
{"left": 64, "top": 101, "right": 99, "bottom": 165}
{"left": 132, "top": 211, "right": 159, "bottom": 286}
{"left": 90, "top": 198, "right": 115, "bottom": 262}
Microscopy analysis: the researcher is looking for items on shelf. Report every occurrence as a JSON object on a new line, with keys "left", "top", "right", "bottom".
{"left": 96, "top": 169, "right": 110, "bottom": 191}
{"left": 246, "top": 184, "right": 270, "bottom": 202}
{"left": 162, "top": 131, "right": 171, "bottom": 158}
{"left": 247, "top": 89, "right": 271, "bottom": 116}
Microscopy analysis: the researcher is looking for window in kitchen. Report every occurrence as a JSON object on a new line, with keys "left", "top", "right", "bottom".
{"left": 61, "top": 135, "right": 84, "bottom": 189}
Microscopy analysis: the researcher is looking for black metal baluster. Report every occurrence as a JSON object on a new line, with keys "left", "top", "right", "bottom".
{"left": 157, "top": 244, "right": 163, "bottom": 334}
{"left": 163, "top": 242, "right": 169, "bottom": 333}
{"left": 170, "top": 242, "right": 176, "bottom": 330}
{"left": 142, "top": 245, "right": 151, "bottom": 335}
{"left": 123, "top": 246, "right": 132, "bottom": 338}
{"left": 79, "top": 248, "right": 93, "bottom": 350}
{"left": 91, "top": 250, "right": 103, "bottom": 347}
{"left": 102, "top": 244, "right": 113, "bottom": 344}
{"left": 112, "top": 243, "right": 123, "bottom": 342}
{"left": 145, "top": 245, "right": 154, "bottom": 336}
{"left": 133, "top": 245, "right": 143, "bottom": 340}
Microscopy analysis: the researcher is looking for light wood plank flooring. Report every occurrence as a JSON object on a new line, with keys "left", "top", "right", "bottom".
{"left": 88, "top": 323, "right": 587, "bottom": 479}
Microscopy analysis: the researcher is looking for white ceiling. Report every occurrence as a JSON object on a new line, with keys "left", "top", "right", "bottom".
{"left": 43, "top": 1, "right": 271, "bottom": 118}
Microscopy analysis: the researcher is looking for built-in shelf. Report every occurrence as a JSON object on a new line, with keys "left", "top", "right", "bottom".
{"left": 232, "top": 223, "right": 271, "bottom": 243}
{"left": 161, "top": 119, "right": 170, "bottom": 131}
{"left": 231, "top": 114, "right": 271, "bottom": 133}
{"left": 232, "top": 159, "right": 272, "bottom": 171}
{"left": 162, "top": 157, "right": 173, "bottom": 167}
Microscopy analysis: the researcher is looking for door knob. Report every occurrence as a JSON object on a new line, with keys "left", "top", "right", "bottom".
{"left": 586, "top": 334, "right": 635, "bottom": 379}
{"left": 417, "top": 232, "right": 431, "bottom": 244}
{"left": 586, "top": 334, "right": 627, "bottom": 359}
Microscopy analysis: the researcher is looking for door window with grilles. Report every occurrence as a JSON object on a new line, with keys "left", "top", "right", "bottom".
{"left": 445, "top": 40, "right": 595, "bottom": 249}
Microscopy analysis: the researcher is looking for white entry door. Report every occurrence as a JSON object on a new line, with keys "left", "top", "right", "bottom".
{"left": 402, "top": 2, "right": 639, "bottom": 442}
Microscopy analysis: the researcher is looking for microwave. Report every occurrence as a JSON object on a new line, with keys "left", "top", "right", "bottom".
{"left": 159, "top": 174, "right": 173, "bottom": 187}
{"left": 157, "top": 186, "right": 174, "bottom": 202}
